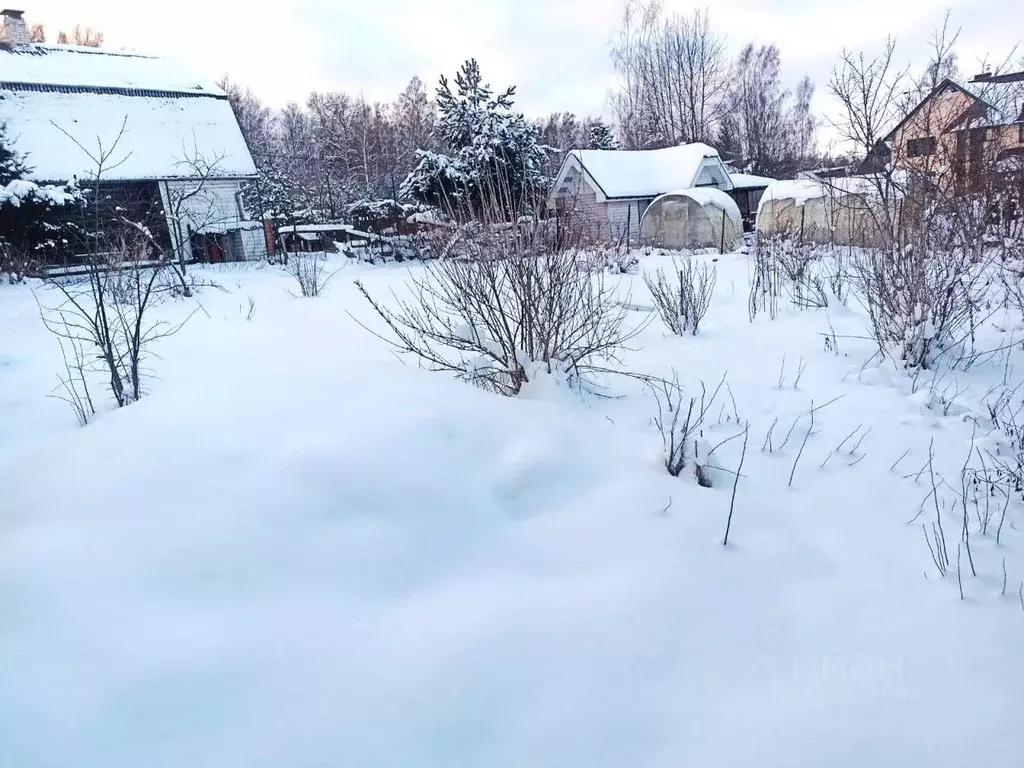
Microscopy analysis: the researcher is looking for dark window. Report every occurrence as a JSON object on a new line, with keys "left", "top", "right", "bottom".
{"left": 907, "top": 136, "right": 937, "bottom": 158}
{"left": 1019, "top": 123, "right": 1024, "bottom": 144}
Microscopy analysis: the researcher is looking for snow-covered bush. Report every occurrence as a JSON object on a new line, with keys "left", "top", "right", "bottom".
{"left": 974, "top": 390, "right": 1024, "bottom": 525}
{"left": 576, "top": 246, "right": 639, "bottom": 275}
{"left": 354, "top": 216, "right": 636, "bottom": 397}
{"left": 345, "top": 199, "right": 426, "bottom": 235}
{"left": 355, "top": 233, "right": 441, "bottom": 264}
{"left": 850, "top": 238, "right": 991, "bottom": 370}
{"left": 644, "top": 257, "right": 717, "bottom": 336}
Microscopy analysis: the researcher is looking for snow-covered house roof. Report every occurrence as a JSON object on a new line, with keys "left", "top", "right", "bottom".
{"left": 727, "top": 172, "right": 776, "bottom": 190}
{"left": 0, "top": 43, "right": 256, "bottom": 182}
{"left": 549, "top": 142, "right": 733, "bottom": 205}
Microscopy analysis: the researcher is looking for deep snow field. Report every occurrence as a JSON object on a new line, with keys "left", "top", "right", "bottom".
{"left": 1, "top": 250, "right": 1022, "bottom": 767}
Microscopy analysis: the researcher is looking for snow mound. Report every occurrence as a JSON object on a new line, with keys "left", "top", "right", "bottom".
{"left": 0, "top": 257, "right": 1021, "bottom": 768}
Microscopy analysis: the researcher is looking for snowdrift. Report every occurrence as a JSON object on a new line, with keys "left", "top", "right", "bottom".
{"left": 0, "top": 257, "right": 1021, "bottom": 768}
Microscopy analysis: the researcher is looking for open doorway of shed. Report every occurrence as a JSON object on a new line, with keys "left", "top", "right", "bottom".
{"left": 190, "top": 233, "right": 235, "bottom": 263}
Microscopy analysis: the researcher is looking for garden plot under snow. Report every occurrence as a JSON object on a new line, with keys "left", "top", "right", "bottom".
{"left": 0, "top": 248, "right": 1022, "bottom": 767}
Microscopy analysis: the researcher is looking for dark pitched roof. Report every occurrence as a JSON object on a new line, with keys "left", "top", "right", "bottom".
{"left": 882, "top": 78, "right": 994, "bottom": 142}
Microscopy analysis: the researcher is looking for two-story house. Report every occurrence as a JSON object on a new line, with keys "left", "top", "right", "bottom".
{"left": 864, "top": 71, "right": 1024, "bottom": 188}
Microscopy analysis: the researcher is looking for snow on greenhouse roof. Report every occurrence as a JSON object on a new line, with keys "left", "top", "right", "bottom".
{"left": 758, "top": 179, "right": 829, "bottom": 208}
{"left": 755, "top": 176, "right": 888, "bottom": 218}
{"left": 569, "top": 143, "right": 731, "bottom": 199}
{"left": 0, "top": 44, "right": 255, "bottom": 182}
{"left": 650, "top": 187, "right": 742, "bottom": 222}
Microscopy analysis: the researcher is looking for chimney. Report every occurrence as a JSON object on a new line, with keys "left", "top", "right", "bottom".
{"left": 1, "top": 9, "right": 29, "bottom": 45}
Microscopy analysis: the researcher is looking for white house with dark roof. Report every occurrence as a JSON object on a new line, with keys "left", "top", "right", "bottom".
{"left": 547, "top": 143, "right": 736, "bottom": 243}
{"left": 0, "top": 9, "right": 266, "bottom": 264}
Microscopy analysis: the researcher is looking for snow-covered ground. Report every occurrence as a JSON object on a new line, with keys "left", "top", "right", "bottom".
{"left": 1, "top": 251, "right": 1022, "bottom": 767}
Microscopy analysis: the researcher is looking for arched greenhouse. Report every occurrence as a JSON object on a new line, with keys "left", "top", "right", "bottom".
{"left": 755, "top": 178, "right": 885, "bottom": 247}
{"left": 639, "top": 188, "right": 743, "bottom": 251}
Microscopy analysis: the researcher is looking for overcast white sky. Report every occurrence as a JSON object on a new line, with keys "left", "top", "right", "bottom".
{"left": 23, "top": 0, "right": 1024, "bottom": 147}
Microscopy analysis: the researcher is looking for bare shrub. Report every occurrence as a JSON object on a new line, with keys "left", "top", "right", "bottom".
{"left": 285, "top": 252, "right": 336, "bottom": 297}
{"left": 354, "top": 216, "right": 639, "bottom": 397}
{"left": 959, "top": 388, "right": 1024, "bottom": 545}
{"left": 650, "top": 371, "right": 725, "bottom": 482}
{"left": 40, "top": 234, "right": 193, "bottom": 409}
{"left": 49, "top": 318, "right": 96, "bottom": 426}
{"left": 828, "top": 30, "right": 1011, "bottom": 371}
{"left": 850, "top": 235, "right": 991, "bottom": 370}
{"left": 751, "top": 232, "right": 850, "bottom": 312}
{"left": 749, "top": 233, "right": 783, "bottom": 321}
{"left": 644, "top": 257, "right": 717, "bottom": 335}
{"left": 824, "top": 249, "right": 850, "bottom": 305}
{"left": 999, "top": 238, "right": 1024, "bottom": 316}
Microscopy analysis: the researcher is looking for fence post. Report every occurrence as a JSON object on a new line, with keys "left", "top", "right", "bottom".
{"left": 720, "top": 208, "right": 726, "bottom": 254}
{"left": 800, "top": 206, "right": 806, "bottom": 247}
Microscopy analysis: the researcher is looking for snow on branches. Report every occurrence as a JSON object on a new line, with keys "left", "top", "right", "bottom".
{"left": 400, "top": 60, "right": 548, "bottom": 216}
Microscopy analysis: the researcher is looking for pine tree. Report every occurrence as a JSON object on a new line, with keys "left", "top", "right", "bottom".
{"left": 0, "top": 123, "right": 29, "bottom": 185}
{"left": 401, "top": 59, "right": 548, "bottom": 215}
{"left": 1, "top": 123, "right": 82, "bottom": 279}
{"left": 586, "top": 120, "right": 619, "bottom": 150}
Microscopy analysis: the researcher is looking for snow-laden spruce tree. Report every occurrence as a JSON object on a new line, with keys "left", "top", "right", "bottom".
{"left": 0, "top": 123, "right": 29, "bottom": 184}
{"left": 0, "top": 123, "right": 82, "bottom": 281}
{"left": 400, "top": 60, "right": 548, "bottom": 216}
{"left": 586, "top": 120, "right": 619, "bottom": 150}
{"left": 242, "top": 158, "right": 294, "bottom": 223}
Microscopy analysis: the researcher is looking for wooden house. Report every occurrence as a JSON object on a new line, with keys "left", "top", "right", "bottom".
{"left": 862, "top": 71, "right": 1024, "bottom": 187}
{"left": 546, "top": 143, "right": 735, "bottom": 244}
{"left": 0, "top": 9, "right": 266, "bottom": 267}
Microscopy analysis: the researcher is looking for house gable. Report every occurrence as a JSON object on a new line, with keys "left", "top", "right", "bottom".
{"left": 883, "top": 79, "right": 992, "bottom": 143}
{"left": 548, "top": 153, "right": 609, "bottom": 208}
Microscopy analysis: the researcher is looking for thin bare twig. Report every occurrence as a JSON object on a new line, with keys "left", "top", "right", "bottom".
{"left": 723, "top": 424, "right": 749, "bottom": 547}
{"left": 789, "top": 401, "right": 815, "bottom": 487}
